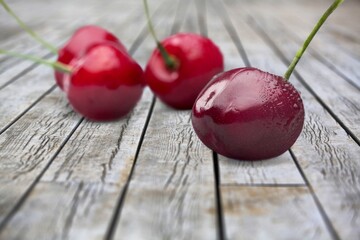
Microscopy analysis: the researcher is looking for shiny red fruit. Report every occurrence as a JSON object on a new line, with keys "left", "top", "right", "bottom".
{"left": 64, "top": 42, "right": 143, "bottom": 121}
{"left": 145, "top": 33, "right": 224, "bottom": 109}
{"left": 192, "top": 67, "right": 305, "bottom": 160}
{"left": 56, "top": 25, "right": 127, "bottom": 90}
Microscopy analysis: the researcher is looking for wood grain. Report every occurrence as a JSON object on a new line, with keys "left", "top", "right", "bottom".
{"left": 221, "top": 186, "right": 331, "bottom": 240}
{"left": 0, "top": 88, "right": 153, "bottom": 239}
{"left": 113, "top": 1, "right": 218, "bottom": 239}
{"left": 223, "top": 2, "right": 360, "bottom": 239}
{"left": 113, "top": 102, "right": 217, "bottom": 240}
{"left": 0, "top": 1, "right": 359, "bottom": 239}
{"left": 0, "top": 0, "right": 170, "bottom": 239}
{"left": 0, "top": 88, "right": 81, "bottom": 223}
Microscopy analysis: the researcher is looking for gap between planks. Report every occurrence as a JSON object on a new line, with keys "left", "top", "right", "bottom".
{"left": 0, "top": 0, "right": 163, "bottom": 235}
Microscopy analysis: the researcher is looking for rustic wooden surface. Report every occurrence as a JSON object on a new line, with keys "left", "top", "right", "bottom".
{"left": 0, "top": 0, "right": 359, "bottom": 239}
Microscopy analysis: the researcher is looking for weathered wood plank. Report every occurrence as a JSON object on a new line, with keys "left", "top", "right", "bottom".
{"left": 0, "top": 88, "right": 153, "bottom": 239}
{"left": 0, "top": 87, "right": 81, "bottom": 224}
{"left": 207, "top": 0, "right": 304, "bottom": 185}
{"left": 0, "top": 181, "right": 83, "bottom": 240}
{"left": 0, "top": 66, "right": 58, "bottom": 133}
{"left": 290, "top": 104, "right": 360, "bottom": 240}
{"left": 221, "top": 186, "right": 332, "bottom": 240}
{"left": 0, "top": 0, "right": 170, "bottom": 239}
{"left": 113, "top": 1, "right": 218, "bottom": 239}
{"left": 218, "top": 153, "right": 305, "bottom": 185}
{"left": 0, "top": 1, "right": 359, "bottom": 240}
{"left": 223, "top": 2, "right": 360, "bottom": 239}
{"left": 114, "top": 102, "right": 217, "bottom": 240}
{"left": 40, "top": 90, "right": 153, "bottom": 184}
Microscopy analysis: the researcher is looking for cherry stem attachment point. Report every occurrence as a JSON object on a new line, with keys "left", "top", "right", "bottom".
{"left": 143, "top": 0, "right": 179, "bottom": 70}
{"left": 0, "top": 0, "right": 58, "bottom": 55}
{"left": 284, "top": 0, "right": 344, "bottom": 81}
{"left": 0, "top": 49, "right": 72, "bottom": 73}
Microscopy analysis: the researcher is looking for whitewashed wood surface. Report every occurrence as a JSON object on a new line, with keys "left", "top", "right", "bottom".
{"left": 0, "top": 0, "right": 359, "bottom": 239}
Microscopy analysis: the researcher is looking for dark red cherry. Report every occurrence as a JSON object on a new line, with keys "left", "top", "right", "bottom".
{"left": 145, "top": 33, "right": 224, "bottom": 109}
{"left": 56, "top": 25, "right": 127, "bottom": 90}
{"left": 64, "top": 42, "right": 143, "bottom": 121}
{"left": 192, "top": 67, "right": 305, "bottom": 160}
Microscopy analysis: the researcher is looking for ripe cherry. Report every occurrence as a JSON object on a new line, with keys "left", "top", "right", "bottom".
{"left": 64, "top": 42, "right": 144, "bottom": 121}
{"left": 1, "top": 1, "right": 144, "bottom": 121}
{"left": 192, "top": 68, "right": 304, "bottom": 160}
{"left": 142, "top": 0, "right": 224, "bottom": 109}
{"left": 56, "top": 25, "right": 127, "bottom": 90}
{"left": 191, "top": 0, "right": 343, "bottom": 160}
{"left": 145, "top": 33, "right": 224, "bottom": 109}
{"left": 1, "top": 42, "right": 144, "bottom": 121}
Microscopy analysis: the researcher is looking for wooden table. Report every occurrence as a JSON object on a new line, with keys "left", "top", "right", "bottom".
{"left": 0, "top": 0, "right": 359, "bottom": 239}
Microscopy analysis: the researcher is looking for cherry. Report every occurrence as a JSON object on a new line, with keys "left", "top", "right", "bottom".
{"left": 142, "top": 0, "right": 224, "bottom": 109}
{"left": 1, "top": 42, "right": 144, "bottom": 121}
{"left": 145, "top": 33, "right": 224, "bottom": 109}
{"left": 64, "top": 42, "right": 143, "bottom": 121}
{"left": 56, "top": 25, "right": 127, "bottom": 90}
{"left": 192, "top": 68, "right": 304, "bottom": 160}
{"left": 191, "top": 0, "right": 343, "bottom": 160}
{"left": 1, "top": 1, "right": 144, "bottom": 121}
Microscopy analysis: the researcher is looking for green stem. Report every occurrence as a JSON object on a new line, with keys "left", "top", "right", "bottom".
{"left": 0, "top": 49, "right": 72, "bottom": 73}
{"left": 284, "top": 0, "right": 344, "bottom": 80}
{"left": 0, "top": 0, "right": 58, "bottom": 54}
{"left": 143, "top": 0, "right": 179, "bottom": 70}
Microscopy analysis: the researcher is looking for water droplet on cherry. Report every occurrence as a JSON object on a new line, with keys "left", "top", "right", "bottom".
{"left": 192, "top": 67, "right": 305, "bottom": 160}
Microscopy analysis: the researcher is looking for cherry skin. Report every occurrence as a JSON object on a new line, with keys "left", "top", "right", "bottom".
{"left": 64, "top": 42, "right": 143, "bottom": 121}
{"left": 56, "top": 25, "right": 127, "bottom": 90}
{"left": 191, "top": 67, "right": 305, "bottom": 160}
{"left": 145, "top": 33, "right": 224, "bottom": 109}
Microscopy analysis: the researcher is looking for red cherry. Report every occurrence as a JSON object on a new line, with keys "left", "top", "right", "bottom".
{"left": 56, "top": 25, "right": 127, "bottom": 90}
{"left": 191, "top": 67, "right": 305, "bottom": 160}
{"left": 64, "top": 42, "right": 143, "bottom": 121}
{"left": 145, "top": 33, "right": 224, "bottom": 109}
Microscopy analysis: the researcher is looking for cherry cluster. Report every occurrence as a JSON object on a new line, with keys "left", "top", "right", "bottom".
{"left": 58, "top": 25, "right": 225, "bottom": 120}
{"left": 56, "top": 26, "right": 144, "bottom": 121}
{"left": 0, "top": 0, "right": 343, "bottom": 160}
{"left": 56, "top": 26, "right": 224, "bottom": 120}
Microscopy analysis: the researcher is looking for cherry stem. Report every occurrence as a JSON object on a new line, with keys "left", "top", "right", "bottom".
{"left": 0, "top": 49, "right": 72, "bottom": 73}
{"left": 284, "top": 0, "right": 344, "bottom": 81}
{"left": 143, "top": 0, "right": 178, "bottom": 70}
{"left": 0, "top": 0, "right": 58, "bottom": 54}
